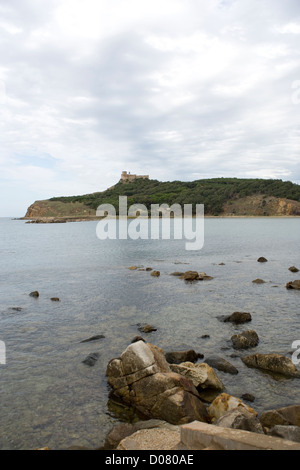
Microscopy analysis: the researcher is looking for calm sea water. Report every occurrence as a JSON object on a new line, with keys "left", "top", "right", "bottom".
{"left": 0, "top": 216, "right": 300, "bottom": 449}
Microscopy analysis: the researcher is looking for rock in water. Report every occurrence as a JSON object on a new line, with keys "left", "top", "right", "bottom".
{"left": 257, "top": 257, "right": 268, "bottom": 262}
{"left": 231, "top": 330, "right": 259, "bottom": 350}
{"left": 288, "top": 266, "right": 299, "bottom": 273}
{"left": 82, "top": 352, "right": 100, "bottom": 366}
{"left": 242, "top": 353, "right": 300, "bottom": 378}
{"left": 286, "top": 280, "right": 300, "bottom": 290}
{"left": 223, "top": 312, "right": 252, "bottom": 324}
{"left": 205, "top": 356, "right": 239, "bottom": 375}
{"left": 151, "top": 270, "right": 160, "bottom": 277}
{"left": 106, "top": 341, "right": 208, "bottom": 425}
{"left": 29, "top": 291, "right": 39, "bottom": 298}
{"left": 80, "top": 335, "right": 105, "bottom": 343}
{"left": 165, "top": 350, "right": 201, "bottom": 364}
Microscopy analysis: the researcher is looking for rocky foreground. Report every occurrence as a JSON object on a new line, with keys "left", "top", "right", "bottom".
{"left": 104, "top": 339, "right": 300, "bottom": 449}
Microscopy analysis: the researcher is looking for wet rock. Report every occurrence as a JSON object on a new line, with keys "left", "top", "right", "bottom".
{"left": 170, "top": 362, "right": 224, "bottom": 391}
{"left": 151, "top": 271, "right": 160, "bottom": 277}
{"left": 50, "top": 297, "right": 60, "bottom": 302}
{"left": 240, "top": 393, "right": 255, "bottom": 403}
{"left": 29, "top": 291, "right": 39, "bottom": 298}
{"left": 179, "top": 271, "right": 213, "bottom": 281}
{"left": 223, "top": 312, "right": 252, "bottom": 324}
{"left": 286, "top": 280, "right": 300, "bottom": 290}
{"left": 128, "top": 266, "right": 138, "bottom": 270}
{"left": 165, "top": 350, "right": 202, "bottom": 364}
{"left": 215, "top": 407, "right": 264, "bottom": 434}
{"left": 170, "top": 272, "right": 184, "bottom": 276}
{"left": 145, "top": 268, "right": 153, "bottom": 271}
{"left": 80, "top": 335, "right": 105, "bottom": 343}
{"left": 131, "top": 336, "right": 145, "bottom": 343}
{"left": 106, "top": 341, "right": 208, "bottom": 425}
{"left": 208, "top": 393, "right": 258, "bottom": 423}
{"left": 201, "top": 335, "right": 210, "bottom": 339}
{"left": 242, "top": 353, "right": 300, "bottom": 378}
{"left": 231, "top": 330, "right": 259, "bottom": 350}
{"left": 205, "top": 356, "right": 239, "bottom": 375}
{"left": 11, "top": 307, "right": 22, "bottom": 312}
{"left": 252, "top": 279, "right": 266, "bottom": 284}
{"left": 289, "top": 266, "right": 299, "bottom": 273}
{"left": 137, "top": 324, "right": 157, "bottom": 333}
{"left": 180, "top": 271, "right": 199, "bottom": 281}
{"left": 257, "top": 257, "right": 268, "bottom": 262}
{"left": 82, "top": 352, "right": 100, "bottom": 366}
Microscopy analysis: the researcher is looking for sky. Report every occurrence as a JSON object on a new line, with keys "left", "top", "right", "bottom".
{"left": 0, "top": 0, "right": 300, "bottom": 216}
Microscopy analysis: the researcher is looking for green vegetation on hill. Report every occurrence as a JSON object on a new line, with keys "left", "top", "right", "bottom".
{"left": 49, "top": 178, "right": 300, "bottom": 216}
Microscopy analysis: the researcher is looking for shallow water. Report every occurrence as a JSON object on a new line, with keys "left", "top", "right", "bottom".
{"left": 0, "top": 217, "right": 300, "bottom": 449}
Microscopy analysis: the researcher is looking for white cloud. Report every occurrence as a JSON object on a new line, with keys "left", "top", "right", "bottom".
{"left": 0, "top": 0, "right": 300, "bottom": 216}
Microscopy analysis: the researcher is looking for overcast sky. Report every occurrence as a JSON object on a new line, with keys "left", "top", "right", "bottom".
{"left": 0, "top": 0, "right": 300, "bottom": 216}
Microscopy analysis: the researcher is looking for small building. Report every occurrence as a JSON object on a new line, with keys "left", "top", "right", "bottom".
{"left": 121, "top": 171, "right": 149, "bottom": 182}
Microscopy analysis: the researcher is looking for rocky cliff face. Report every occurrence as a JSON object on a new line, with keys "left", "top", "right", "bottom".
{"left": 24, "top": 200, "right": 96, "bottom": 219}
{"left": 24, "top": 194, "right": 300, "bottom": 220}
{"left": 222, "top": 195, "right": 300, "bottom": 216}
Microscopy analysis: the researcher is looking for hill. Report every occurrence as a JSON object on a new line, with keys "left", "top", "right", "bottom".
{"left": 24, "top": 177, "right": 300, "bottom": 221}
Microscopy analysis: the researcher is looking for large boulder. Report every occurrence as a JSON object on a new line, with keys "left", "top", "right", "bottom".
{"left": 231, "top": 330, "right": 259, "bottom": 350}
{"left": 208, "top": 393, "right": 258, "bottom": 423}
{"left": 106, "top": 341, "right": 208, "bottom": 425}
{"left": 169, "top": 362, "right": 224, "bottom": 391}
{"left": 242, "top": 354, "right": 300, "bottom": 378}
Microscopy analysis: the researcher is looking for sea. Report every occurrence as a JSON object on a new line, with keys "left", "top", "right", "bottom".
{"left": 0, "top": 216, "right": 300, "bottom": 450}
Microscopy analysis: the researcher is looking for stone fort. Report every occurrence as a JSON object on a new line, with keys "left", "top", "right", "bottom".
{"left": 121, "top": 171, "right": 149, "bottom": 182}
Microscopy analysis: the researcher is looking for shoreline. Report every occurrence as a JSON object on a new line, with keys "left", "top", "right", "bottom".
{"left": 16, "top": 214, "right": 300, "bottom": 224}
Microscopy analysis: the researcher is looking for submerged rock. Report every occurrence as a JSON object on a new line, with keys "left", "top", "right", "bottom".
{"left": 82, "top": 352, "right": 100, "bottom": 366}
{"left": 137, "top": 324, "right": 157, "bottom": 333}
{"left": 242, "top": 353, "right": 300, "bottom": 378}
{"left": 231, "top": 330, "right": 259, "bottom": 350}
{"left": 80, "top": 334, "right": 105, "bottom": 343}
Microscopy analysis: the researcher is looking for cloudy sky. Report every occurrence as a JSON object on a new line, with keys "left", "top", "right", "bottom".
{"left": 0, "top": 0, "right": 300, "bottom": 216}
